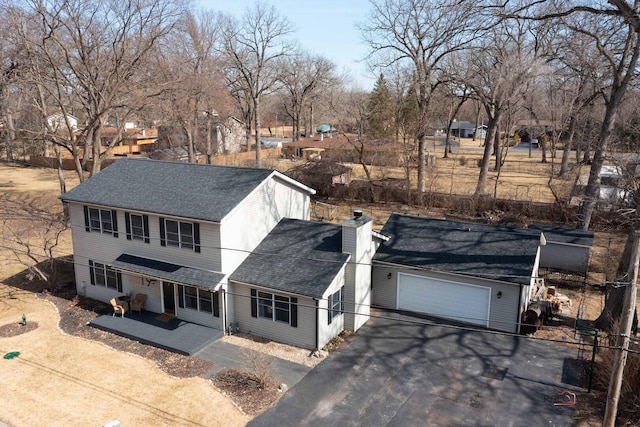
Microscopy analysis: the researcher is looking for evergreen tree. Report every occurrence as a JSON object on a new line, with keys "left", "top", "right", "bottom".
{"left": 367, "top": 74, "right": 394, "bottom": 139}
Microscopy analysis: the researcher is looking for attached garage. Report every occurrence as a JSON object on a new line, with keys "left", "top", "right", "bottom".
{"left": 397, "top": 273, "right": 490, "bottom": 327}
{"left": 372, "top": 214, "right": 544, "bottom": 333}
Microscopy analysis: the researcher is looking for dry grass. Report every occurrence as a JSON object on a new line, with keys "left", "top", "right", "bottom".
{"left": 0, "top": 291, "right": 250, "bottom": 426}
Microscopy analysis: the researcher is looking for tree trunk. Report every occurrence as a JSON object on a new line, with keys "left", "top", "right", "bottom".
{"left": 417, "top": 134, "right": 426, "bottom": 194}
{"left": 578, "top": 94, "right": 623, "bottom": 229}
{"left": 254, "top": 97, "right": 262, "bottom": 168}
{"left": 5, "top": 112, "right": 15, "bottom": 161}
{"left": 475, "top": 115, "right": 499, "bottom": 195}
{"left": 559, "top": 115, "right": 576, "bottom": 177}
{"left": 494, "top": 125, "right": 501, "bottom": 171}
{"left": 54, "top": 144, "right": 67, "bottom": 195}
{"left": 186, "top": 129, "right": 196, "bottom": 163}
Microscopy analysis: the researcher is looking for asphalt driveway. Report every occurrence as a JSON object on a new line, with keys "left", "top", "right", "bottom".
{"left": 249, "top": 312, "right": 583, "bottom": 426}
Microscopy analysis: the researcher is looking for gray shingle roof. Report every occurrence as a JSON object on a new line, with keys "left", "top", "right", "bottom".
{"left": 60, "top": 158, "right": 310, "bottom": 223}
{"left": 111, "top": 254, "right": 225, "bottom": 289}
{"left": 229, "top": 219, "right": 350, "bottom": 298}
{"left": 374, "top": 214, "right": 542, "bottom": 285}
{"left": 527, "top": 225, "right": 594, "bottom": 247}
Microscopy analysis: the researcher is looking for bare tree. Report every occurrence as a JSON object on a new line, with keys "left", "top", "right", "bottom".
{"left": 222, "top": 3, "right": 295, "bottom": 167}
{"left": 155, "top": 9, "right": 230, "bottom": 163}
{"left": 279, "top": 51, "right": 337, "bottom": 142}
{"left": 0, "top": 195, "right": 69, "bottom": 288}
{"left": 14, "top": 0, "right": 183, "bottom": 184}
{"left": 503, "top": 1, "right": 640, "bottom": 229}
{"left": 466, "top": 17, "right": 543, "bottom": 195}
{"left": 360, "top": 0, "right": 484, "bottom": 196}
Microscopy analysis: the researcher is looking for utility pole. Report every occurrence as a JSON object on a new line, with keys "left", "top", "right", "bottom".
{"left": 603, "top": 230, "right": 640, "bottom": 427}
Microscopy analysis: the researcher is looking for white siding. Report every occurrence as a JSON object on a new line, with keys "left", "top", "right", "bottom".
{"left": 539, "top": 242, "right": 590, "bottom": 275}
{"left": 231, "top": 283, "right": 317, "bottom": 350}
{"left": 342, "top": 217, "right": 373, "bottom": 331}
{"left": 68, "top": 202, "right": 223, "bottom": 306}
{"left": 121, "top": 272, "right": 162, "bottom": 313}
{"left": 220, "top": 177, "right": 310, "bottom": 273}
{"left": 317, "top": 267, "right": 347, "bottom": 349}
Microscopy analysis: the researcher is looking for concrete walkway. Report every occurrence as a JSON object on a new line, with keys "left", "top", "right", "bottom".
{"left": 195, "top": 340, "right": 313, "bottom": 388}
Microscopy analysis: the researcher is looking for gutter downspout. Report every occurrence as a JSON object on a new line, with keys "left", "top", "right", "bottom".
{"left": 315, "top": 299, "right": 320, "bottom": 351}
{"left": 516, "top": 283, "right": 523, "bottom": 334}
{"left": 221, "top": 288, "right": 227, "bottom": 334}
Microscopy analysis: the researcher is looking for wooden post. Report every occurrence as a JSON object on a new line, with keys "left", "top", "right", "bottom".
{"left": 603, "top": 231, "right": 640, "bottom": 427}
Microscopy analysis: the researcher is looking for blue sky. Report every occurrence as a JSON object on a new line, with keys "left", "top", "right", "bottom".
{"left": 198, "top": 0, "right": 375, "bottom": 89}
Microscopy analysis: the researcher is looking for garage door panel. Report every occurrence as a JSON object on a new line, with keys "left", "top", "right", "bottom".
{"left": 397, "top": 274, "right": 490, "bottom": 327}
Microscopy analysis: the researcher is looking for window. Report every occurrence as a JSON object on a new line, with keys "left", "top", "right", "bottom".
{"left": 251, "top": 289, "right": 297, "bottom": 327}
{"left": 328, "top": 287, "right": 344, "bottom": 324}
{"left": 160, "top": 218, "right": 200, "bottom": 252}
{"left": 177, "top": 285, "right": 219, "bottom": 316}
{"left": 89, "top": 260, "right": 122, "bottom": 292}
{"left": 125, "top": 213, "right": 149, "bottom": 243}
{"left": 83, "top": 206, "right": 118, "bottom": 237}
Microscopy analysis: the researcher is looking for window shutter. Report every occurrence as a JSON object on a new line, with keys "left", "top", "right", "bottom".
{"left": 83, "top": 206, "right": 90, "bottom": 232}
{"left": 88, "top": 260, "right": 95, "bottom": 285}
{"left": 328, "top": 294, "right": 333, "bottom": 325}
{"left": 112, "top": 210, "right": 118, "bottom": 238}
{"left": 340, "top": 286, "right": 345, "bottom": 313}
{"left": 290, "top": 297, "right": 298, "bottom": 328}
{"left": 250, "top": 289, "right": 257, "bottom": 318}
{"left": 117, "top": 271, "right": 123, "bottom": 292}
{"left": 193, "top": 223, "right": 201, "bottom": 253}
{"left": 125, "top": 213, "right": 131, "bottom": 240}
{"left": 213, "top": 291, "right": 220, "bottom": 317}
{"left": 159, "top": 218, "right": 166, "bottom": 246}
{"left": 143, "top": 215, "right": 150, "bottom": 243}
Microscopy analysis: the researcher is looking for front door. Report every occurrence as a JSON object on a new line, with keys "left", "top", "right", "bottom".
{"left": 162, "top": 281, "right": 175, "bottom": 315}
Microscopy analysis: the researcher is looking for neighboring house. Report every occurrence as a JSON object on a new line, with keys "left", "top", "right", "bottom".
{"left": 371, "top": 214, "right": 545, "bottom": 333}
{"left": 60, "top": 158, "right": 379, "bottom": 350}
{"left": 527, "top": 225, "right": 594, "bottom": 276}
{"left": 100, "top": 125, "right": 158, "bottom": 148}
{"left": 449, "top": 121, "right": 476, "bottom": 138}
{"left": 46, "top": 112, "right": 78, "bottom": 133}
{"left": 212, "top": 116, "right": 245, "bottom": 154}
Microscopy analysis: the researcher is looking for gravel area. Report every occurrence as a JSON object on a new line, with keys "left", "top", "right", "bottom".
{"left": 222, "top": 333, "right": 324, "bottom": 368}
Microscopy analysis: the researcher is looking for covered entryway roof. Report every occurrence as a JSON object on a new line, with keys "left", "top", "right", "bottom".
{"left": 111, "top": 254, "right": 224, "bottom": 290}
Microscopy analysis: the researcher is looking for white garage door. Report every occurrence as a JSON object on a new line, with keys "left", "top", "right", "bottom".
{"left": 397, "top": 273, "right": 491, "bottom": 327}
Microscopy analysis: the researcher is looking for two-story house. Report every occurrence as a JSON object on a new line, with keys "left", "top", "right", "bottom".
{"left": 60, "top": 158, "right": 380, "bottom": 350}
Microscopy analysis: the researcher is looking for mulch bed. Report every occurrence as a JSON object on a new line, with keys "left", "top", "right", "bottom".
{"left": 29, "top": 284, "right": 281, "bottom": 416}
{"left": 0, "top": 321, "right": 39, "bottom": 337}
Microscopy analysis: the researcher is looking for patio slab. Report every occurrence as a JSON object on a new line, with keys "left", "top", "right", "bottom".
{"left": 89, "top": 310, "right": 223, "bottom": 355}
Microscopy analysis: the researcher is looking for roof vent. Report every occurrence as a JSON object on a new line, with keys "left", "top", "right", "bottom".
{"left": 353, "top": 210, "right": 363, "bottom": 218}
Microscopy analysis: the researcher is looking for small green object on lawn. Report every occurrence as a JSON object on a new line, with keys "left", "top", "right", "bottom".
{"left": 22, "top": 314, "right": 27, "bottom": 326}
{"left": 4, "top": 351, "right": 20, "bottom": 359}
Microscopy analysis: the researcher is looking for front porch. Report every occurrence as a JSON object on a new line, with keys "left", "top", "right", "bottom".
{"left": 90, "top": 310, "right": 223, "bottom": 355}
